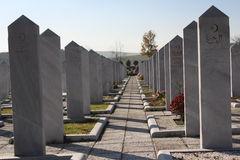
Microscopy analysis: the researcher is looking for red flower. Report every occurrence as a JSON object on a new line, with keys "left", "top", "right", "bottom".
{"left": 169, "top": 93, "right": 184, "bottom": 115}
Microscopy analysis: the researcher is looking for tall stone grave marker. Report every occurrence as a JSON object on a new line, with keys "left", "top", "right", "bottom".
{"left": 169, "top": 36, "right": 183, "bottom": 102}
{"left": 39, "top": 29, "right": 64, "bottom": 144}
{"left": 231, "top": 43, "right": 240, "bottom": 96}
{"left": 199, "top": 6, "right": 232, "bottom": 149}
{"left": 183, "top": 21, "right": 199, "bottom": 136}
{"left": 159, "top": 48, "right": 165, "bottom": 91}
{"left": 89, "top": 50, "right": 101, "bottom": 103}
{"left": 8, "top": 15, "right": 45, "bottom": 156}
{"left": 65, "top": 41, "right": 90, "bottom": 121}
{"left": 164, "top": 43, "right": 170, "bottom": 110}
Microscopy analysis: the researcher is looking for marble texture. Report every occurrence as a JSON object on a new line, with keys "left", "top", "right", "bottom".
{"left": 65, "top": 41, "right": 90, "bottom": 121}
{"left": 39, "top": 29, "right": 64, "bottom": 144}
{"left": 8, "top": 15, "right": 45, "bottom": 156}
{"left": 89, "top": 50, "right": 102, "bottom": 103}
{"left": 198, "top": 6, "right": 232, "bottom": 149}
{"left": 164, "top": 43, "right": 170, "bottom": 110}
{"left": 169, "top": 35, "right": 183, "bottom": 102}
{"left": 183, "top": 21, "right": 200, "bottom": 137}
{"left": 231, "top": 43, "right": 240, "bottom": 97}
{"left": 159, "top": 48, "right": 165, "bottom": 91}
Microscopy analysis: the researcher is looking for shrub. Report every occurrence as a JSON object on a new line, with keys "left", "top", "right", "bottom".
{"left": 169, "top": 93, "right": 184, "bottom": 120}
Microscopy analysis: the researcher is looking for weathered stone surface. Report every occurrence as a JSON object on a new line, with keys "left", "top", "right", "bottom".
{"left": 102, "top": 56, "right": 112, "bottom": 95}
{"left": 39, "top": 29, "right": 64, "bottom": 144}
{"left": 8, "top": 15, "right": 45, "bottom": 156}
{"left": 183, "top": 21, "right": 199, "bottom": 137}
{"left": 159, "top": 48, "right": 165, "bottom": 91}
{"left": 231, "top": 43, "right": 240, "bottom": 97}
{"left": 89, "top": 50, "right": 103, "bottom": 103}
{"left": 0, "top": 61, "right": 10, "bottom": 101}
{"left": 164, "top": 43, "right": 170, "bottom": 110}
{"left": 169, "top": 35, "right": 183, "bottom": 102}
{"left": 65, "top": 41, "right": 90, "bottom": 121}
{"left": 199, "top": 6, "right": 232, "bottom": 149}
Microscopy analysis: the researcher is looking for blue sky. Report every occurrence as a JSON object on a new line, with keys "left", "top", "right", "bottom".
{"left": 0, "top": 0, "right": 240, "bottom": 53}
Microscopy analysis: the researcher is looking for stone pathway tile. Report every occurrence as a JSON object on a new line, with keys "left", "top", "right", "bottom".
{"left": 87, "top": 77, "right": 156, "bottom": 159}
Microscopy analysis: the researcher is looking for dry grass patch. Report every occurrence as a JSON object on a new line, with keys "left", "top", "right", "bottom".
{"left": 1, "top": 108, "right": 13, "bottom": 115}
{"left": 64, "top": 119, "right": 97, "bottom": 134}
{"left": 90, "top": 103, "right": 109, "bottom": 111}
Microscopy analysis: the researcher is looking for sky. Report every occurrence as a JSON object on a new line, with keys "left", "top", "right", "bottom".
{"left": 0, "top": 0, "right": 240, "bottom": 53}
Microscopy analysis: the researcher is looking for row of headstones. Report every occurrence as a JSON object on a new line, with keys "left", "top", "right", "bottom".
{"left": 139, "top": 6, "right": 232, "bottom": 149}
{"left": 7, "top": 15, "right": 126, "bottom": 156}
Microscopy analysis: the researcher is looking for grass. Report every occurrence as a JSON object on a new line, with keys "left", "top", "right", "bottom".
{"left": 142, "top": 86, "right": 153, "bottom": 92}
{"left": 90, "top": 103, "right": 109, "bottom": 111}
{"left": 64, "top": 119, "right": 97, "bottom": 134}
{"left": 103, "top": 95, "right": 114, "bottom": 100}
{"left": 144, "top": 92, "right": 154, "bottom": 97}
{"left": 1, "top": 108, "right": 13, "bottom": 115}
{"left": 149, "top": 98, "right": 165, "bottom": 106}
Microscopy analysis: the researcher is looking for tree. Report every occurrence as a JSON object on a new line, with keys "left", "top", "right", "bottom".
{"left": 133, "top": 60, "right": 139, "bottom": 66}
{"left": 126, "top": 60, "right": 131, "bottom": 67}
{"left": 141, "top": 30, "right": 158, "bottom": 57}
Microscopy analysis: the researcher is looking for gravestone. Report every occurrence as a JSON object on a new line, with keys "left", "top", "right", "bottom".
{"left": 159, "top": 48, "right": 165, "bottom": 91}
{"left": 153, "top": 53, "right": 158, "bottom": 92}
{"left": 146, "top": 61, "right": 150, "bottom": 85}
{"left": 65, "top": 41, "right": 90, "bottom": 121}
{"left": 164, "top": 43, "right": 170, "bottom": 110}
{"left": 231, "top": 43, "right": 240, "bottom": 97}
{"left": 199, "top": 6, "right": 232, "bottom": 149}
{"left": 39, "top": 29, "right": 64, "bottom": 144}
{"left": 80, "top": 47, "right": 91, "bottom": 115}
{"left": 169, "top": 35, "right": 183, "bottom": 102}
{"left": 183, "top": 21, "right": 199, "bottom": 137}
{"left": 102, "top": 56, "right": 109, "bottom": 95}
{"left": 0, "top": 61, "right": 10, "bottom": 100}
{"left": 89, "top": 50, "right": 103, "bottom": 103}
{"left": 149, "top": 57, "right": 153, "bottom": 88}
{"left": 8, "top": 15, "right": 45, "bottom": 156}
{"left": 96, "top": 53, "right": 103, "bottom": 101}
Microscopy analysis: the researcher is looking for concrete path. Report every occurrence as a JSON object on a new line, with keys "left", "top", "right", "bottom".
{"left": 0, "top": 77, "right": 156, "bottom": 159}
{"left": 87, "top": 77, "right": 156, "bottom": 160}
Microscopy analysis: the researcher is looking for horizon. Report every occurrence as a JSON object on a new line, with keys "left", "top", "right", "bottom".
{"left": 1, "top": 1, "right": 240, "bottom": 53}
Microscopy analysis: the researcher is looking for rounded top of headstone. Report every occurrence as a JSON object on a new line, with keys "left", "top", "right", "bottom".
{"left": 184, "top": 21, "right": 197, "bottom": 30}
{"left": 200, "top": 5, "right": 228, "bottom": 18}
{"left": 8, "top": 15, "right": 38, "bottom": 29}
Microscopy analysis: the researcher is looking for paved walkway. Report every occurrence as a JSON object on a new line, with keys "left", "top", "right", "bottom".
{"left": 0, "top": 77, "right": 156, "bottom": 159}
{"left": 87, "top": 77, "right": 156, "bottom": 159}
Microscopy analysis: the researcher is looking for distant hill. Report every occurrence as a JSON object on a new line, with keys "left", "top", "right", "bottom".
{"left": 97, "top": 51, "right": 139, "bottom": 58}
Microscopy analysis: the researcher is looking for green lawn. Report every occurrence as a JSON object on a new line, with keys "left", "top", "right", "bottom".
{"left": 64, "top": 119, "right": 97, "bottom": 134}
{"left": 90, "top": 103, "right": 109, "bottom": 111}
{"left": 1, "top": 108, "right": 13, "bottom": 115}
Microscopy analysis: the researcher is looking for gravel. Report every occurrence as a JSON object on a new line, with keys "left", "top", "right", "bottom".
{"left": 172, "top": 151, "right": 240, "bottom": 160}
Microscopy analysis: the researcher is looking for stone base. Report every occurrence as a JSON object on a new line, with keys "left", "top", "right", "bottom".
{"left": 64, "top": 117, "right": 108, "bottom": 142}
{"left": 0, "top": 120, "right": 4, "bottom": 127}
{"left": 90, "top": 103, "right": 116, "bottom": 114}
